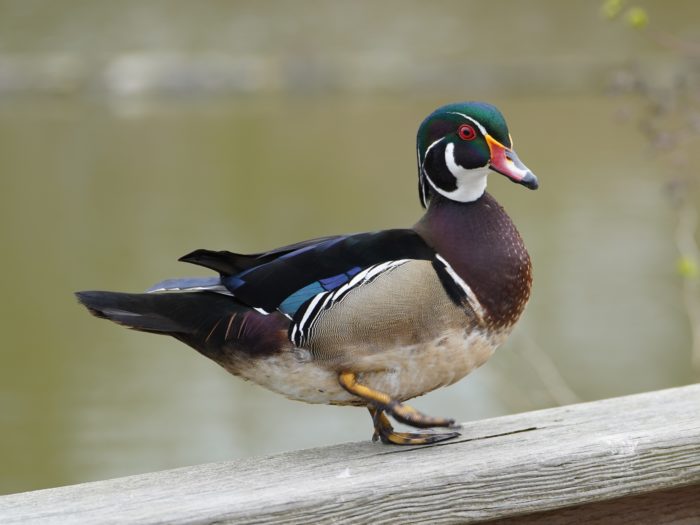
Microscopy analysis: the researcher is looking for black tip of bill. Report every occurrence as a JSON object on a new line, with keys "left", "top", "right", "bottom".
{"left": 519, "top": 171, "right": 539, "bottom": 190}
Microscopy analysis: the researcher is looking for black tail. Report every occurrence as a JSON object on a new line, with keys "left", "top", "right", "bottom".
{"left": 75, "top": 290, "right": 287, "bottom": 359}
{"left": 75, "top": 290, "right": 243, "bottom": 335}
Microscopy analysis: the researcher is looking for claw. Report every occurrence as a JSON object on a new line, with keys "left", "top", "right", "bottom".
{"left": 377, "top": 429, "right": 461, "bottom": 446}
{"left": 368, "top": 406, "right": 460, "bottom": 446}
{"left": 388, "top": 404, "right": 456, "bottom": 428}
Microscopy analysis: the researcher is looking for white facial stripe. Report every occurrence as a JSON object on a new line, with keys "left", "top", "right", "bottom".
{"left": 423, "top": 163, "right": 489, "bottom": 203}
{"left": 446, "top": 112, "right": 488, "bottom": 135}
{"left": 445, "top": 142, "right": 466, "bottom": 176}
{"left": 422, "top": 137, "right": 444, "bottom": 162}
{"left": 439, "top": 142, "right": 488, "bottom": 202}
{"left": 419, "top": 137, "right": 444, "bottom": 206}
{"left": 417, "top": 146, "right": 427, "bottom": 205}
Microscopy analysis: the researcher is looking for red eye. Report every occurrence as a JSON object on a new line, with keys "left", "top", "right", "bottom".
{"left": 458, "top": 124, "right": 477, "bottom": 141}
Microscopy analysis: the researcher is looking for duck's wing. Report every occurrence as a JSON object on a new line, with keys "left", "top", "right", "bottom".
{"left": 178, "top": 235, "right": 341, "bottom": 275}
{"left": 179, "top": 230, "right": 438, "bottom": 317}
{"left": 226, "top": 230, "right": 438, "bottom": 315}
{"left": 146, "top": 235, "right": 342, "bottom": 295}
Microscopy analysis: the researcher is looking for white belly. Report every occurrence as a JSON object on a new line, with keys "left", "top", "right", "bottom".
{"left": 229, "top": 328, "right": 506, "bottom": 405}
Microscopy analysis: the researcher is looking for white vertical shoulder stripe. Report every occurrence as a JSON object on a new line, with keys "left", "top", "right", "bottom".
{"left": 435, "top": 254, "right": 485, "bottom": 321}
{"left": 297, "top": 292, "right": 326, "bottom": 333}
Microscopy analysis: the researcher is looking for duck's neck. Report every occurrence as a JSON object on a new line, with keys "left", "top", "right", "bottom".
{"left": 414, "top": 192, "right": 532, "bottom": 329}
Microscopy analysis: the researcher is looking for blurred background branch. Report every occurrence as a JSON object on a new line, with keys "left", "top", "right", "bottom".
{"left": 604, "top": 0, "right": 700, "bottom": 374}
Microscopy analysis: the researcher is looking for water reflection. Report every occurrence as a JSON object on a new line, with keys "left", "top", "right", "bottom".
{"left": 0, "top": 94, "right": 694, "bottom": 494}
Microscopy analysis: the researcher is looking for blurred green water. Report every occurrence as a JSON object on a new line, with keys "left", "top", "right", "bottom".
{"left": 1, "top": 0, "right": 699, "bottom": 496}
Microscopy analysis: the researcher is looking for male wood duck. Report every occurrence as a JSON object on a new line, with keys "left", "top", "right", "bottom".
{"left": 76, "top": 102, "right": 538, "bottom": 445}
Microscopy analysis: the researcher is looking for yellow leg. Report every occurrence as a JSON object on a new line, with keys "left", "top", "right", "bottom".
{"left": 338, "top": 371, "right": 461, "bottom": 445}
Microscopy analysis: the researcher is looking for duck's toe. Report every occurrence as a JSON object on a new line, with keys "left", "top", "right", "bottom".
{"left": 376, "top": 429, "right": 461, "bottom": 446}
{"left": 384, "top": 401, "right": 456, "bottom": 429}
{"left": 370, "top": 407, "right": 460, "bottom": 446}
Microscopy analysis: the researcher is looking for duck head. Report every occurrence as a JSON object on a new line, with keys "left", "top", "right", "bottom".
{"left": 417, "top": 102, "right": 538, "bottom": 207}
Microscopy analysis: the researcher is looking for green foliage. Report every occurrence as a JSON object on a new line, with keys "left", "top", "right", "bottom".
{"left": 625, "top": 7, "right": 649, "bottom": 29}
{"left": 601, "top": 0, "right": 625, "bottom": 20}
{"left": 602, "top": 2, "right": 700, "bottom": 373}
{"left": 677, "top": 256, "right": 699, "bottom": 280}
{"left": 601, "top": 0, "right": 649, "bottom": 29}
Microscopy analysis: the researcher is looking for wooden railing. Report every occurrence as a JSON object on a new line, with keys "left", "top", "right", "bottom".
{"left": 1, "top": 384, "right": 699, "bottom": 524}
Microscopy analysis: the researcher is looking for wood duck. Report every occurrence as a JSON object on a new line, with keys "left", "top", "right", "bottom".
{"left": 76, "top": 102, "right": 538, "bottom": 445}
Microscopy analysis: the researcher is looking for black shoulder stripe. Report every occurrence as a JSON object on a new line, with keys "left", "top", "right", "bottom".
{"left": 432, "top": 258, "right": 468, "bottom": 307}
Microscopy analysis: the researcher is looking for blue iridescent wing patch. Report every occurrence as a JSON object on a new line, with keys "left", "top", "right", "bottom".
{"left": 279, "top": 266, "right": 361, "bottom": 316}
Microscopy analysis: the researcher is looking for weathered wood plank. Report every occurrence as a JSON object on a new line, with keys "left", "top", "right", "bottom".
{"left": 487, "top": 484, "right": 700, "bottom": 524}
{"left": 1, "top": 384, "right": 699, "bottom": 524}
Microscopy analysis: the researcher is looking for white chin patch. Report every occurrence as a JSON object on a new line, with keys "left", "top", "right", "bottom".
{"left": 427, "top": 142, "right": 488, "bottom": 203}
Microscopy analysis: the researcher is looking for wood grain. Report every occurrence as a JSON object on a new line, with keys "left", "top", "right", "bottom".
{"left": 1, "top": 384, "right": 699, "bottom": 524}
{"left": 486, "top": 484, "right": 700, "bottom": 524}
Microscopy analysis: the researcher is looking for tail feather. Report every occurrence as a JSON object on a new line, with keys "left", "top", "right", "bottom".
{"left": 76, "top": 291, "right": 184, "bottom": 333}
{"left": 75, "top": 290, "right": 288, "bottom": 359}
{"left": 145, "top": 276, "right": 231, "bottom": 294}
